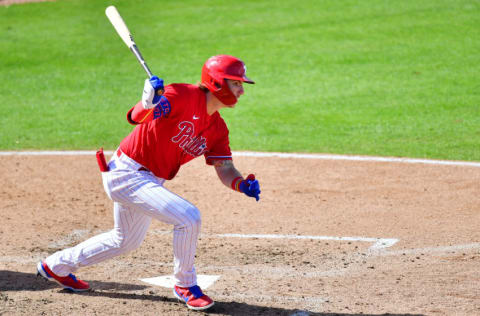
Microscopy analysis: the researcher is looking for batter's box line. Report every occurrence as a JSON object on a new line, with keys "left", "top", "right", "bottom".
{"left": 149, "top": 230, "right": 399, "bottom": 250}
{"left": 216, "top": 233, "right": 399, "bottom": 251}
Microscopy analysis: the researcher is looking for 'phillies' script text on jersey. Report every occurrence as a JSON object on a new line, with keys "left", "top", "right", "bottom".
{"left": 171, "top": 121, "right": 208, "bottom": 157}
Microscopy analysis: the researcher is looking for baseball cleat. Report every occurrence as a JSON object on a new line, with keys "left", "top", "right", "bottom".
{"left": 173, "top": 284, "right": 214, "bottom": 310}
{"left": 36, "top": 261, "right": 90, "bottom": 292}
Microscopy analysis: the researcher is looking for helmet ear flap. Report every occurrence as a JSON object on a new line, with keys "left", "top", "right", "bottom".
{"left": 213, "top": 80, "right": 237, "bottom": 105}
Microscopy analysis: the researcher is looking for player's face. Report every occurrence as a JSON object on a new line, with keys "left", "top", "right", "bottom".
{"left": 227, "top": 79, "right": 244, "bottom": 100}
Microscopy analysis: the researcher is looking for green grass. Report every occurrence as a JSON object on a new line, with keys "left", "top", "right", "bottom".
{"left": 1, "top": 0, "right": 479, "bottom": 161}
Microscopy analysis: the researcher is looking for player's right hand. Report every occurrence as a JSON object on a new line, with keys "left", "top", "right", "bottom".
{"left": 239, "top": 174, "right": 261, "bottom": 201}
{"left": 141, "top": 76, "right": 164, "bottom": 109}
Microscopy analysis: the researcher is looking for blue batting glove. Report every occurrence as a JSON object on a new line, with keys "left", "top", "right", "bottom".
{"left": 142, "top": 75, "right": 165, "bottom": 109}
{"left": 239, "top": 174, "right": 261, "bottom": 201}
{"left": 150, "top": 76, "right": 164, "bottom": 104}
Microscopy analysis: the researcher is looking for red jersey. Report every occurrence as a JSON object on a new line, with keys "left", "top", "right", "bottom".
{"left": 119, "top": 84, "right": 232, "bottom": 180}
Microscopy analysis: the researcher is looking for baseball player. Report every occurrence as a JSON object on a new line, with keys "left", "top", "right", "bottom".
{"left": 36, "top": 55, "right": 261, "bottom": 311}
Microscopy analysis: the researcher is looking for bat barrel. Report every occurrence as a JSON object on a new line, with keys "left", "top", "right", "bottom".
{"left": 106, "top": 5, "right": 155, "bottom": 79}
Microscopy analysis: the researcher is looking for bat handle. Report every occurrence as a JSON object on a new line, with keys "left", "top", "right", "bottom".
{"left": 130, "top": 45, "right": 163, "bottom": 95}
{"left": 130, "top": 44, "right": 153, "bottom": 78}
{"left": 143, "top": 65, "right": 154, "bottom": 79}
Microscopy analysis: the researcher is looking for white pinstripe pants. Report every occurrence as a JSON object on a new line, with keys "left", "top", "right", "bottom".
{"left": 45, "top": 150, "right": 200, "bottom": 287}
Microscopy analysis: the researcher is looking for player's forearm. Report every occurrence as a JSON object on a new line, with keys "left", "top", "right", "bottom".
{"left": 214, "top": 160, "right": 243, "bottom": 188}
{"left": 214, "top": 160, "right": 261, "bottom": 201}
{"left": 127, "top": 101, "right": 155, "bottom": 125}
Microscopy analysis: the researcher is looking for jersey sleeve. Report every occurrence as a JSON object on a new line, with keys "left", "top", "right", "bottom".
{"left": 126, "top": 86, "right": 176, "bottom": 125}
{"left": 205, "top": 118, "right": 232, "bottom": 165}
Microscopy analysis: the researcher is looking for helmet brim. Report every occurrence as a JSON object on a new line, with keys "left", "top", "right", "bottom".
{"left": 224, "top": 74, "right": 255, "bottom": 84}
{"left": 242, "top": 76, "right": 255, "bottom": 84}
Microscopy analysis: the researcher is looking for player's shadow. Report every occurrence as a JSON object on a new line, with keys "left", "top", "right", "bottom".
{"left": 208, "top": 301, "right": 425, "bottom": 316}
{"left": 75, "top": 289, "right": 428, "bottom": 316}
{"left": 0, "top": 270, "right": 147, "bottom": 292}
{"left": 2, "top": 270, "right": 425, "bottom": 316}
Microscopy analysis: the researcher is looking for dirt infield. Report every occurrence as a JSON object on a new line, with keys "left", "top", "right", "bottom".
{"left": 0, "top": 153, "right": 479, "bottom": 315}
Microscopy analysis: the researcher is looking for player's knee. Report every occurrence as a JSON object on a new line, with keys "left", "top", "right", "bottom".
{"left": 183, "top": 205, "right": 202, "bottom": 232}
{"left": 111, "top": 229, "right": 144, "bottom": 252}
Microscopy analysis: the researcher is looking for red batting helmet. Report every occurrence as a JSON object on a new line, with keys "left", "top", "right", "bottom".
{"left": 201, "top": 55, "right": 254, "bottom": 105}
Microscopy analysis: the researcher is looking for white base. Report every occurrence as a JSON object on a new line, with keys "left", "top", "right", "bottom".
{"left": 140, "top": 275, "right": 220, "bottom": 289}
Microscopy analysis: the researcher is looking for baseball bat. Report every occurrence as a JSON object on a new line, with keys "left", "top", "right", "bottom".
{"left": 105, "top": 5, "right": 155, "bottom": 79}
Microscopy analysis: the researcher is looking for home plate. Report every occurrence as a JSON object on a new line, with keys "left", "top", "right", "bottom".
{"left": 140, "top": 275, "right": 220, "bottom": 289}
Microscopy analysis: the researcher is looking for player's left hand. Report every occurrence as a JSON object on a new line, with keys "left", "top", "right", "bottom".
{"left": 142, "top": 76, "right": 164, "bottom": 109}
{"left": 239, "top": 174, "right": 261, "bottom": 201}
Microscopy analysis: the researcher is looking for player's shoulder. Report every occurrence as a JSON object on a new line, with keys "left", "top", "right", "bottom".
{"left": 163, "top": 84, "right": 203, "bottom": 107}
{"left": 164, "top": 83, "right": 201, "bottom": 96}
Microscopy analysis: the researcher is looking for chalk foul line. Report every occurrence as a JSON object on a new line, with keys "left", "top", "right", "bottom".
{"left": 378, "top": 242, "right": 480, "bottom": 257}
{"left": 0, "top": 150, "right": 479, "bottom": 167}
{"left": 148, "top": 230, "right": 399, "bottom": 251}
{"left": 216, "top": 233, "right": 399, "bottom": 251}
